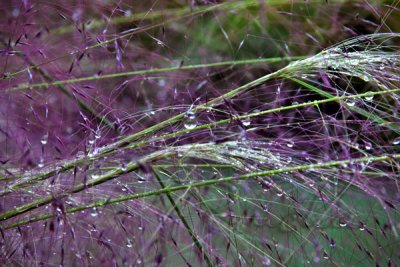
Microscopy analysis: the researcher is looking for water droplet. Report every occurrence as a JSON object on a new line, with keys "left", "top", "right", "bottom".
{"left": 95, "top": 130, "right": 101, "bottom": 140}
{"left": 136, "top": 259, "right": 142, "bottom": 264}
{"left": 291, "top": 101, "right": 299, "bottom": 106}
{"left": 261, "top": 204, "right": 269, "bottom": 212}
{"left": 365, "top": 142, "right": 372, "bottom": 150}
{"left": 339, "top": 221, "right": 347, "bottom": 227}
{"left": 138, "top": 226, "right": 143, "bottom": 231}
{"left": 124, "top": 9, "right": 132, "bottom": 17}
{"left": 364, "top": 92, "right": 374, "bottom": 101}
{"left": 313, "top": 256, "right": 321, "bottom": 263}
{"left": 286, "top": 141, "right": 294, "bottom": 148}
{"left": 40, "top": 133, "right": 49, "bottom": 145}
{"left": 88, "top": 148, "right": 99, "bottom": 157}
{"left": 330, "top": 61, "right": 340, "bottom": 69}
{"left": 126, "top": 239, "right": 133, "bottom": 248}
{"left": 242, "top": 119, "right": 251, "bottom": 126}
{"left": 158, "top": 79, "right": 166, "bottom": 87}
{"left": 38, "top": 158, "right": 44, "bottom": 168}
{"left": 88, "top": 138, "right": 95, "bottom": 145}
{"left": 349, "top": 59, "right": 360, "bottom": 66}
{"left": 321, "top": 175, "right": 328, "bottom": 181}
{"left": 346, "top": 101, "right": 356, "bottom": 107}
{"left": 121, "top": 163, "right": 127, "bottom": 172}
{"left": 393, "top": 137, "right": 400, "bottom": 145}
{"left": 361, "top": 75, "right": 370, "bottom": 82}
{"left": 91, "top": 173, "right": 100, "bottom": 179}
{"left": 184, "top": 110, "right": 197, "bottom": 129}
{"left": 262, "top": 256, "right": 271, "bottom": 266}
{"left": 90, "top": 208, "right": 98, "bottom": 217}
{"left": 12, "top": 8, "right": 20, "bottom": 17}
{"left": 276, "top": 192, "right": 283, "bottom": 197}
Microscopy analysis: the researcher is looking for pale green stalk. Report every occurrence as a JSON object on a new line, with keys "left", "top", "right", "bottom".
{"left": 2, "top": 153, "right": 399, "bottom": 229}
{"left": 6, "top": 57, "right": 304, "bottom": 93}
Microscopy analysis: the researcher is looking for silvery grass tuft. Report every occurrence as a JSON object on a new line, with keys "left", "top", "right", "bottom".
{"left": 0, "top": 1, "right": 400, "bottom": 266}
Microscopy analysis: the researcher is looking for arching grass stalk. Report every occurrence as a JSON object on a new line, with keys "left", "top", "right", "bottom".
{"left": 0, "top": 148, "right": 177, "bottom": 221}
{"left": 0, "top": 140, "right": 280, "bottom": 221}
{"left": 2, "top": 87, "right": 399, "bottom": 194}
{"left": 6, "top": 56, "right": 304, "bottom": 93}
{"left": 3, "top": 153, "right": 399, "bottom": 230}
{"left": 73, "top": 33, "right": 400, "bottom": 155}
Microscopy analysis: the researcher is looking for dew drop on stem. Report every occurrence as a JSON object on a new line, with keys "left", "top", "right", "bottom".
{"left": 364, "top": 142, "right": 372, "bottom": 150}
{"left": 88, "top": 135, "right": 95, "bottom": 146}
{"left": 90, "top": 207, "right": 98, "bottom": 217}
{"left": 242, "top": 119, "right": 251, "bottom": 126}
{"left": 138, "top": 176, "right": 146, "bottom": 183}
{"left": 261, "top": 204, "right": 269, "bottom": 212}
{"left": 121, "top": 162, "right": 127, "bottom": 172}
{"left": 392, "top": 137, "right": 400, "bottom": 145}
{"left": 286, "top": 140, "right": 294, "bottom": 148}
{"left": 262, "top": 256, "right": 271, "bottom": 266}
{"left": 184, "top": 109, "right": 197, "bottom": 130}
{"left": 94, "top": 129, "right": 101, "bottom": 140}
{"left": 38, "top": 157, "right": 44, "bottom": 168}
{"left": 40, "top": 132, "right": 49, "bottom": 145}
{"left": 364, "top": 91, "right": 374, "bottom": 101}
